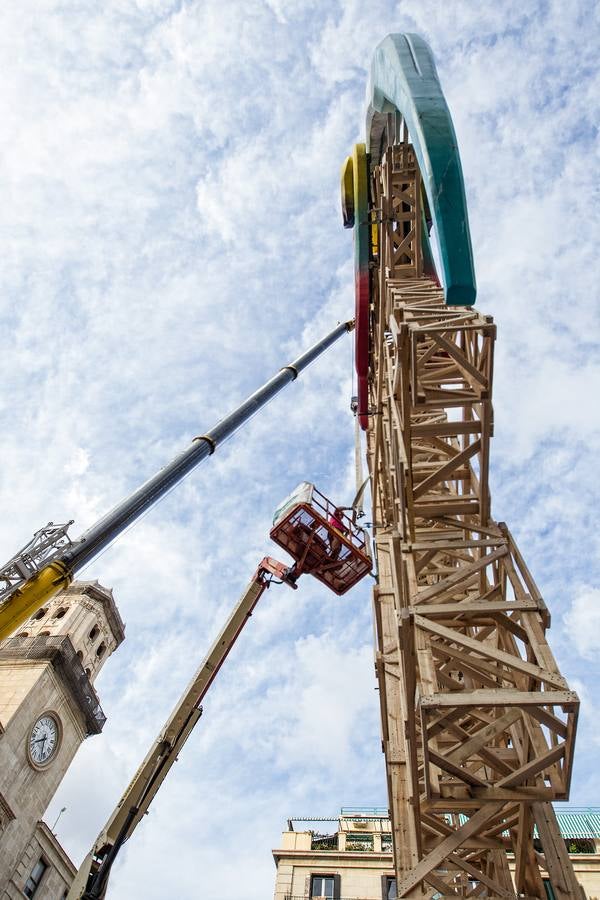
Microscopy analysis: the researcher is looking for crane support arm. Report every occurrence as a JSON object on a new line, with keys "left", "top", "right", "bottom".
{"left": 0, "top": 560, "right": 72, "bottom": 642}
{"left": 0, "top": 320, "right": 352, "bottom": 640}
{"left": 68, "top": 558, "right": 296, "bottom": 899}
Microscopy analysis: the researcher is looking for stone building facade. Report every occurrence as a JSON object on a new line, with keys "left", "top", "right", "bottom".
{"left": 273, "top": 808, "right": 600, "bottom": 899}
{"left": 0, "top": 581, "right": 124, "bottom": 898}
{"left": 7, "top": 821, "right": 76, "bottom": 899}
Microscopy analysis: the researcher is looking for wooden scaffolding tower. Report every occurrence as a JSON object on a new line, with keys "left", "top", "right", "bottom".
{"left": 366, "top": 139, "right": 583, "bottom": 898}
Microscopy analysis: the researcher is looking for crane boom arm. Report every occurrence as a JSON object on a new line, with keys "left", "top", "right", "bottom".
{"left": 67, "top": 557, "right": 296, "bottom": 900}
{"left": 0, "top": 319, "right": 352, "bottom": 641}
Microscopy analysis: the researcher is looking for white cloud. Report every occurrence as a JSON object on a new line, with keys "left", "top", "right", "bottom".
{"left": 564, "top": 589, "right": 600, "bottom": 661}
{"left": 274, "top": 634, "right": 375, "bottom": 769}
{"left": 64, "top": 447, "right": 90, "bottom": 477}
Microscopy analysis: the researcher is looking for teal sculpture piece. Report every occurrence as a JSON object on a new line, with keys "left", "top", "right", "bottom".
{"left": 367, "top": 33, "right": 476, "bottom": 306}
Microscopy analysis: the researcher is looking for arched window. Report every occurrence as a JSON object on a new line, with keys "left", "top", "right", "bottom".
{"left": 85, "top": 668, "right": 91, "bottom": 677}
{"left": 89, "top": 625, "right": 99, "bottom": 641}
{"left": 53, "top": 607, "right": 67, "bottom": 619}
{"left": 39, "top": 631, "right": 51, "bottom": 637}
{"left": 33, "top": 608, "right": 47, "bottom": 621}
{"left": 76, "top": 650, "right": 83, "bottom": 661}
{"left": 17, "top": 631, "right": 29, "bottom": 638}
{"left": 96, "top": 642, "right": 106, "bottom": 659}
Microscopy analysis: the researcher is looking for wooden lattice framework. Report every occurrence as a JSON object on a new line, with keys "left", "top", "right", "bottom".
{"left": 367, "top": 139, "right": 583, "bottom": 898}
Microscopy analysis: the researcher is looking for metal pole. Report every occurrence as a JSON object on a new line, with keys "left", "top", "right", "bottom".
{"left": 63, "top": 320, "right": 353, "bottom": 572}
{"left": 51, "top": 807, "right": 67, "bottom": 832}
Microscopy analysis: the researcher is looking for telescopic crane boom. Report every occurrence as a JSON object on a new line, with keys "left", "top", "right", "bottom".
{"left": 0, "top": 319, "right": 353, "bottom": 641}
{"left": 67, "top": 557, "right": 298, "bottom": 900}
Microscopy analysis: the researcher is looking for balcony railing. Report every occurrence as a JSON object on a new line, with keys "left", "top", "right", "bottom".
{"left": 310, "top": 837, "right": 393, "bottom": 852}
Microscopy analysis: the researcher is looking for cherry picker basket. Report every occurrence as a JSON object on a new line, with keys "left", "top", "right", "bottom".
{"left": 270, "top": 482, "right": 371, "bottom": 596}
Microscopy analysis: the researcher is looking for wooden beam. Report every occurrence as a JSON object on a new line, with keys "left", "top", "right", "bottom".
{"left": 412, "top": 439, "right": 481, "bottom": 500}
{"left": 414, "top": 615, "right": 569, "bottom": 690}
{"left": 410, "top": 598, "right": 539, "bottom": 617}
{"left": 496, "top": 743, "right": 565, "bottom": 789}
{"left": 395, "top": 803, "right": 505, "bottom": 896}
{"left": 420, "top": 690, "right": 577, "bottom": 709}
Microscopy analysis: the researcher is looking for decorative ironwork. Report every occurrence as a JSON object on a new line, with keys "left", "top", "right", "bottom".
{"left": 0, "top": 635, "right": 106, "bottom": 734}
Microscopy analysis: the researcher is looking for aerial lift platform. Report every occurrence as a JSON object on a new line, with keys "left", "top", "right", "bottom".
{"left": 66, "top": 485, "right": 371, "bottom": 898}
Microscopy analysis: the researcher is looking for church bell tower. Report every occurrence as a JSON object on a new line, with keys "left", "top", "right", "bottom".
{"left": 0, "top": 581, "right": 124, "bottom": 895}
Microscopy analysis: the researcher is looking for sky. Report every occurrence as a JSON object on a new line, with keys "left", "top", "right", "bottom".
{"left": 0, "top": 0, "right": 599, "bottom": 897}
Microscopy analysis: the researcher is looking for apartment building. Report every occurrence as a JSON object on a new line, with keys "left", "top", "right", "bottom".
{"left": 273, "top": 807, "right": 600, "bottom": 899}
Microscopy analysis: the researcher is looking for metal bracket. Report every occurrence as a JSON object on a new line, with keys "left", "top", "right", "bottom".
{"left": 0, "top": 521, "right": 74, "bottom": 604}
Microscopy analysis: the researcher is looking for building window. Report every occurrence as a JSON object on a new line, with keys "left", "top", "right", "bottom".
{"left": 76, "top": 651, "right": 84, "bottom": 661}
{"left": 17, "top": 631, "right": 29, "bottom": 638}
{"left": 85, "top": 667, "right": 92, "bottom": 677}
{"left": 53, "top": 607, "right": 67, "bottom": 619}
{"left": 32, "top": 608, "right": 47, "bottom": 621}
{"left": 311, "top": 874, "right": 339, "bottom": 898}
{"left": 39, "top": 631, "right": 51, "bottom": 637}
{"left": 312, "top": 833, "right": 337, "bottom": 850}
{"left": 96, "top": 642, "right": 106, "bottom": 658}
{"left": 0, "top": 791, "right": 16, "bottom": 835}
{"left": 383, "top": 876, "right": 396, "bottom": 899}
{"left": 382, "top": 833, "right": 393, "bottom": 852}
{"left": 23, "top": 858, "right": 47, "bottom": 897}
{"left": 346, "top": 832, "right": 373, "bottom": 851}
{"left": 565, "top": 838, "right": 596, "bottom": 854}
{"left": 89, "top": 625, "right": 99, "bottom": 641}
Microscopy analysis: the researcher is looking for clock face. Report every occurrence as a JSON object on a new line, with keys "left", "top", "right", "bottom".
{"left": 28, "top": 714, "right": 60, "bottom": 767}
